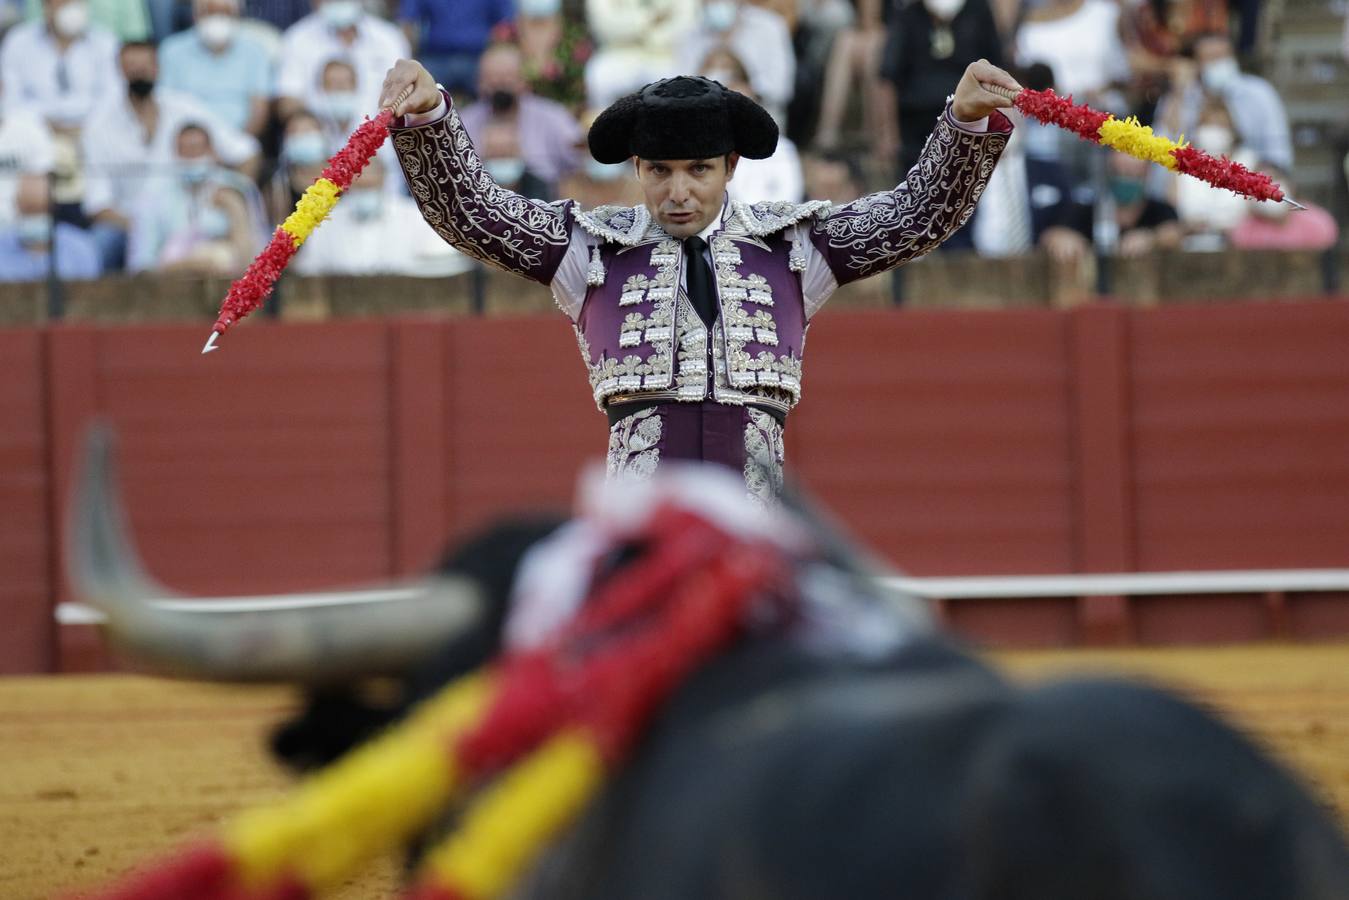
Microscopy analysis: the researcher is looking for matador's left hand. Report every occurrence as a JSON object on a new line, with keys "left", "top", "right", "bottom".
{"left": 951, "top": 59, "right": 1022, "bottom": 123}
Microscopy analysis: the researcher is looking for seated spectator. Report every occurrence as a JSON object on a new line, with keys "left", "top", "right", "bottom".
{"left": 308, "top": 56, "right": 404, "bottom": 192}
{"left": 1088, "top": 151, "right": 1183, "bottom": 256}
{"left": 276, "top": 0, "right": 409, "bottom": 120}
{"left": 677, "top": 0, "right": 794, "bottom": 123}
{"left": 0, "top": 170, "right": 100, "bottom": 280}
{"left": 1152, "top": 29, "right": 1291, "bottom": 192}
{"left": 82, "top": 40, "right": 260, "bottom": 270}
{"left": 802, "top": 151, "right": 863, "bottom": 204}
{"left": 0, "top": 0, "right": 120, "bottom": 131}
{"left": 1015, "top": 0, "right": 1131, "bottom": 106}
{"left": 293, "top": 156, "right": 472, "bottom": 276}
{"left": 585, "top": 0, "right": 698, "bottom": 109}
{"left": 271, "top": 108, "right": 326, "bottom": 218}
{"left": 700, "top": 49, "right": 803, "bottom": 203}
{"left": 127, "top": 122, "right": 263, "bottom": 274}
{"left": 158, "top": 0, "right": 274, "bottom": 138}
{"left": 459, "top": 42, "right": 580, "bottom": 200}
{"left": 1123, "top": 0, "right": 1227, "bottom": 117}
{"left": 880, "top": 0, "right": 1005, "bottom": 177}
{"left": 1172, "top": 96, "right": 1251, "bottom": 250}
{"left": 0, "top": 93, "right": 56, "bottom": 228}
{"left": 813, "top": 0, "right": 887, "bottom": 152}
{"left": 399, "top": 0, "right": 513, "bottom": 97}
{"left": 488, "top": 0, "right": 591, "bottom": 112}
{"left": 1229, "top": 164, "right": 1338, "bottom": 252}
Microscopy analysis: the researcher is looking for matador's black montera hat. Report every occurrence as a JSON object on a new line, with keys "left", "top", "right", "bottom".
{"left": 588, "top": 76, "right": 779, "bottom": 164}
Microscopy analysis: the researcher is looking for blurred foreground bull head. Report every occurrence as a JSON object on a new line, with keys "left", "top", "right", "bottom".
{"left": 63, "top": 428, "right": 1349, "bottom": 900}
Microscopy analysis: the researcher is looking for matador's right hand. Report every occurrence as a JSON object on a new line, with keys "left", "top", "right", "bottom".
{"left": 379, "top": 59, "right": 441, "bottom": 117}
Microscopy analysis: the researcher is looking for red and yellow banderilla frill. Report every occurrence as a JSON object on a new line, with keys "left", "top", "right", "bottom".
{"left": 62, "top": 509, "right": 787, "bottom": 900}
{"left": 990, "top": 84, "right": 1291, "bottom": 204}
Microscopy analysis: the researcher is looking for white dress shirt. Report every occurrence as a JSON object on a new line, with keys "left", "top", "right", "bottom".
{"left": 275, "top": 13, "right": 410, "bottom": 113}
{"left": 0, "top": 20, "right": 120, "bottom": 128}
{"left": 81, "top": 88, "right": 261, "bottom": 219}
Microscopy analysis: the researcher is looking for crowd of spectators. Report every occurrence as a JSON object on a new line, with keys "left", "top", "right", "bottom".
{"left": 0, "top": 0, "right": 1341, "bottom": 285}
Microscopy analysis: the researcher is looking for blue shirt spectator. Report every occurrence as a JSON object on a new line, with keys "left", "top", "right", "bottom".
{"left": 0, "top": 172, "right": 102, "bottom": 280}
{"left": 160, "top": 0, "right": 274, "bottom": 136}
{"left": 398, "top": 0, "right": 513, "bottom": 93}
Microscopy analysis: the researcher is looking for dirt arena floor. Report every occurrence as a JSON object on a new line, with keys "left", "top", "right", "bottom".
{"left": 4, "top": 642, "right": 1347, "bottom": 900}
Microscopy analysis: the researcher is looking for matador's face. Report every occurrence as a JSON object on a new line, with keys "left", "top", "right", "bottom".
{"left": 635, "top": 155, "right": 739, "bottom": 238}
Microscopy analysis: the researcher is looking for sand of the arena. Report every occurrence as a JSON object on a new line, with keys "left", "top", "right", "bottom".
{"left": 3, "top": 642, "right": 1346, "bottom": 900}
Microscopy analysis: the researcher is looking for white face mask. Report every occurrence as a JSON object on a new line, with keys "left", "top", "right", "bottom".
{"left": 704, "top": 0, "right": 738, "bottom": 32}
{"left": 586, "top": 158, "right": 628, "bottom": 182}
{"left": 321, "top": 0, "right": 362, "bottom": 29}
{"left": 1194, "top": 124, "right": 1234, "bottom": 157}
{"left": 316, "top": 90, "right": 358, "bottom": 123}
{"left": 1200, "top": 57, "right": 1240, "bottom": 94}
{"left": 923, "top": 0, "right": 966, "bottom": 20}
{"left": 197, "top": 14, "right": 238, "bottom": 49}
{"left": 485, "top": 157, "right": 525, "bottom": 185}
{"left": 53, "top": 1, "right": 90, "bottom": 38}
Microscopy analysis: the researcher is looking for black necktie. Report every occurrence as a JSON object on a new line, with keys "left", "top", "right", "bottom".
{"left": 683, "top": 236, "right": 718, "bottom": 328}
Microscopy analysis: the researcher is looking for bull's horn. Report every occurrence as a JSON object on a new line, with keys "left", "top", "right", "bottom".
{"left": 65, "top": 424, "right": 484, "bottom": 683}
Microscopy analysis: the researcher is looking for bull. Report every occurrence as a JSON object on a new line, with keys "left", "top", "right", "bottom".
{"left": 65, "top": 428, "right": 1349, "bottom": 900}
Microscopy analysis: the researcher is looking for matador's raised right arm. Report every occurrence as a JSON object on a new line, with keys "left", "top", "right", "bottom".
{"left": 390, "top": 90, "right": 576, "bottom": 285}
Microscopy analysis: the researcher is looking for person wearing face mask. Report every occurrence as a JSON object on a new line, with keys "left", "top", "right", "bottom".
{"left": 81, "top": 41, "right": 261, "bottom": 271}
{"left": 276, "top": 0, "right": 409, "bottom": 121}
{"left": 379, "top": 57, "right": 1018, "bottom": 495}
{"left": 702, "top": 50, "right": 804, "bottom": 204}
{"left": 397, "top": 0, "right": 513, "bottom": 96}
{"left": 488, "top": 0, "right": 592, "bottom": 112}
{"left": 1171, "top": 99, "right": 1252, "bottom": 249}
{"left": 158, "top": 0, "right": 274, "bottom": 138}
{"left": 1229, "top": 163, "right": 1338, "bottom": 252}
{"left": 458, "top": 43, "right": 581, "bottom": 200}
{"left": 879, "top": 0, "right": 1005, "bottom": 178}
{"left": 126, "top": 122, "right": 265, "bottom": 274}
{"left": 676, "top": 0, "right": 795, "bottom": 124}
{"left": 584, "top": 0, "right": 700, "bottom": 110}
{"left": 0, "top": 0, "right": 120, "bottom": 131}
{"left": 1150, "top": 31, "right": 1291, "bottom": 200}
{"left": 0, "top": 170, "right": 101, "bottom": 281}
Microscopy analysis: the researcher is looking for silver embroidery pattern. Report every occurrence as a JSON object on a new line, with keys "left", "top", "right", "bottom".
{"left": 574, "top": 205, "right": 658, "bottom": 246}
{"left": 586, "top": 238, "right": 680, "bottom": 406}
{"left": 391, "top": 108, "right": 571, "bottom": 280}
{"left": 606, "top": 407, "right": 663, "bottom": 480}
{"left": 732, "top": 200, "right": 833, "bottom": 237}
{"left": 706, "top": 234, "right": 801, "bottom": 403}
{"left": 813, "top": 111, "right": 1007, "bottom": 281}
{"left": 743, "top": 409, "right": 785, "bottom": 506}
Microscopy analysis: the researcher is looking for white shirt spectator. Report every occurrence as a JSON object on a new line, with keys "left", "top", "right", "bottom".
{"left": 82, "top": 88, "right": 260, "bottom": 220}
{"left": 1015, "top": 0, "right": 1130, "bottom": 99}
{"left": 585, "top": 0, "right": 699, "bottom": 108}
{"left": 292, "top": 188, "right": 474, "bottom": 277}
{"left": 275, "top": 9, "right": 410, "bottom": 113}
{"left": 1153, "top": 78, "right": 1293, "bottom": 173}
{"left": 726, "top": 137, "right": 803, "bottom": 204}
{"left": 0, "top": 102, "right": 56, "bottom": 227}
{"left": 677, "top": 3, "right": 795, "bottom": 118}
{"left": 0, "top": 19, "right": 120, "bottom": 128}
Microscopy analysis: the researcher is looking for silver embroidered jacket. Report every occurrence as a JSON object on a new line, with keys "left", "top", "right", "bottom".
{"left": 391, "top": 94, "right": 1011, "bottom": 414}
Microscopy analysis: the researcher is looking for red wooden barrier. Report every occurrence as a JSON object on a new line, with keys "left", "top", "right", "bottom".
{"left": 3, "top": 300, "right": 1348, "bottom": 670}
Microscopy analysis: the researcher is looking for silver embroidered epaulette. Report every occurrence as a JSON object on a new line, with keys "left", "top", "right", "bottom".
{"left": 574, "top": 205, "right": 656, "bottom": 247}
{"left": 731, "top": 200, "right": 833, "bottom": 237}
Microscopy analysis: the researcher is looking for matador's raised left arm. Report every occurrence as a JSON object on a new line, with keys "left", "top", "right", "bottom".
{"left": 390, "top": 89, "right": 576, "bottom": 285}
{"left": 809, "top": 105, "right": 1013, "bottom": 285}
